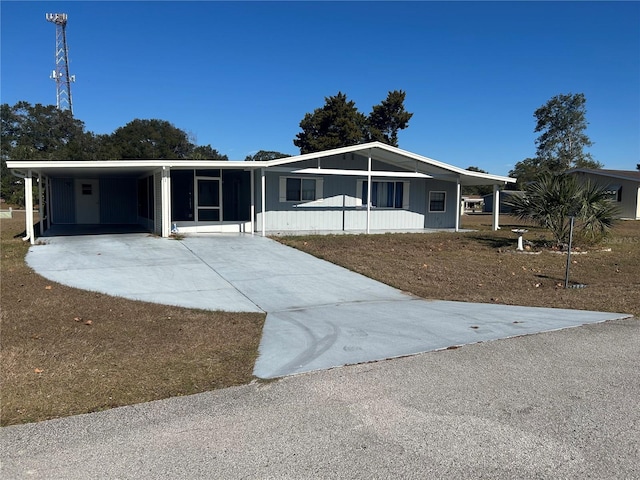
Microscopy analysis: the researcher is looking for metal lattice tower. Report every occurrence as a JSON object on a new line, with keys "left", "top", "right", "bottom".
{"left": 45, "top": 13, "right": 75, "bottom": 114}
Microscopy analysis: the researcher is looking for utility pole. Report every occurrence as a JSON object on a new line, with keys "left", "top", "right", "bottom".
{"left": 45, "top": 13, "right": 75, "bottom": 115}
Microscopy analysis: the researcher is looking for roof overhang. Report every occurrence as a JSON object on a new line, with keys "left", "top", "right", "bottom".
{"left": 7, "top": 142, "right": 516, "bottom": 185}
{"left": 6, "top": 160, "right": 261, "bottom": 178}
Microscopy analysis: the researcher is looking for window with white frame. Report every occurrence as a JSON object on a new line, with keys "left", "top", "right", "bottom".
{"left": 603, "top": 185, "right": 622, "bottom": 202}
{"left": 360, "top": 180, "right": 409, "bottom": 209}
{"left": 429, "top": 191, "right": 446, "bottom": 212}
{"left": 279, "top": 177, "right": 323, "bottom": 202}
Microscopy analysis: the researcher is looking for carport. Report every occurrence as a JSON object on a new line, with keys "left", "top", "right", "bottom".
{"left": 8, "top": 160, "right": 261, "bottom": 243}
{"left": 10, "top": 162, "right": 158, "bottom": 242}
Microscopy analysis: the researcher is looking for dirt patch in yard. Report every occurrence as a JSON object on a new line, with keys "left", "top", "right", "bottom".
{"left": 1, "top": 213, "right": 265, "bottom": 426}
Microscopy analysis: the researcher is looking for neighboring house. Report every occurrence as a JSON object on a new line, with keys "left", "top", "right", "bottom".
{"left": 483, "top": 190, "right": 525, "bottom": 214}
{"left": 8, "top": 142, "right": 516, "bottom": 244}
{"left": 568, "top": 168, "right": 640, "bottom": 220}
{"left": 461, "top": 195, "right": 484, "bottom": 214}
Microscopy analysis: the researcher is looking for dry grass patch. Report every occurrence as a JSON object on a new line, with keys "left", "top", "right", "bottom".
{"left": 278, "top": 214, "right": 640, "bottom": 318}
{"left": 1, "top": 213, "right": 264, "bottom": 426}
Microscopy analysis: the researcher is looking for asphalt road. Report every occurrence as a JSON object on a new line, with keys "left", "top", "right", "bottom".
{"left": 2, "top": 317, "right": 639, "bottom": 479}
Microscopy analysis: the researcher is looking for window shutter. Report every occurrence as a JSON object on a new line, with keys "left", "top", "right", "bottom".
{"left": 315, "top": 178, "right": 324, "bottom": 202}
{"left": 279, "top": 177, "right": 287, "bottom": 202}
{"left": 402, "top": 181, "right": 410, "bottom": 209}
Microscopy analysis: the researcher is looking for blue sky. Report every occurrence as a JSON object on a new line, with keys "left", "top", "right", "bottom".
{"left": 1, "top": 1, "right": 638, "bottom": 175}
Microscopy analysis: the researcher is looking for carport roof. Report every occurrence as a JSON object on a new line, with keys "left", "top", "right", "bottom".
{"left": 5, "top": 159, "right": 257, "bottom": 178}
{"left": 7, "top": 142, "right": 516, "bottom": 186}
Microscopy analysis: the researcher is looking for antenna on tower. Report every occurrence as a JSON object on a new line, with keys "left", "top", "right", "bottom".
{"left": 45, "top": 13, "right": 75, "bottom": 115}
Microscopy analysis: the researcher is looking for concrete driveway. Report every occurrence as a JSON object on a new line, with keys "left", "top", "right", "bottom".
{"left": 26, "top": 233, "right": 630, "bottom": 378}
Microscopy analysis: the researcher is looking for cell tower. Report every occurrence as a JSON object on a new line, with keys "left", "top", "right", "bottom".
{"left": 45, "top": 13, "right": 75, "bottom": 114}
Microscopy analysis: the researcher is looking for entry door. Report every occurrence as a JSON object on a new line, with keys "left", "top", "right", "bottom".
{"left": 75, "top": 179, "right": 100, "bottom": 224}
{"left": 196, "top": 178, "right": 221, "bottom": 221}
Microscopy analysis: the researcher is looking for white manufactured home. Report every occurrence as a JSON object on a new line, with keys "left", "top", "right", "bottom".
{"left": 8, "top": 142, "right": 516, "bottom": 243}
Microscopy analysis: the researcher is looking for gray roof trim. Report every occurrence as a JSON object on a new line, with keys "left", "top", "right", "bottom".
{"left": 568, "top": 168, "right": 640, "bottom": 183}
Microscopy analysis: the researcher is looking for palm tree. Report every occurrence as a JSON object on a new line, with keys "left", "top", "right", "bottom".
{"left": 507, "top": 173, "right": 619, "bottom": 246}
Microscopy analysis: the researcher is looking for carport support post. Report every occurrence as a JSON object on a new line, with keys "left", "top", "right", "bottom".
{"left": 261, "top": 168, "right": 266, "bottom": 237}
{"left": 455, "top": 179, "right": 461, "bottom": 232}
{"left": 492, "top": 185, "right": 500, "bottom": 231}
{"left": 24, "top": 170, "right": 35, "bottom": 244}
{"left": 366, "top": 151, "right": 372, "bottom": 234}
{"left": 250, "top": 169, "right": 255, "bottom": 235}
{"left": 161, "top": 167, "right": 171, "bottom": 238}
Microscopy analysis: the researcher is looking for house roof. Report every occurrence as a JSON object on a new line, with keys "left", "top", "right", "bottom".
{"left": 7, "top": 141, "right": 515, "bottom": 186}
{"left": 568, "top": 168, "right": 640, "bottom": 183}
{"left": 264, "top": 142, "right": 515, "bottom": 186}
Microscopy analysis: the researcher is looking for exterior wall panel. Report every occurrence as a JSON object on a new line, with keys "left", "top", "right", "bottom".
{"left": 154, "top": 172, "right": 162, "bottom": 235}
{"left": 50, "top": 177, "right": 75, "bottom": 224}
{"left": 259, "top": 172, "right": 457, "bottom": 232}
{"left": 99, "top": 178, "right": 138, "bottom": 224}
{"left": 572, "top": 172, "right": 640, "bottom": 220}
{"left": 137, "top": 175, "right": 155, "bottom": 231}
{"left": 423, "top": 180, "right": 458, "bottom": 228}
{"left": 369, "top": 209, "right": 425, "bottom": 230}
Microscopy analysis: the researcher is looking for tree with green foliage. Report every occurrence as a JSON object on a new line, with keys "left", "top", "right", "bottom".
{"left": 367, "top": 90, "right": 413, "bottom": 147}
{"left": 1, "top": 102, "right": 94, "bottom": 203}
{"left": 506, "top": 172, "right": 618, "bottom": 246}
{"left": 534, "top": 93, "right": 599, "bottom": 170}
{"left": 1, "top": 101, "right": 89, "bottom": 161}
{"left": 293, "top": 90, "right": 413, "bottom": 154}
{"left": 244, "top": 150, "right": 291, "bottom": 161}
{"left": 508, "top": 157, "right": 544, "bottom": 190}
{"left": 191, "top": 145, "right": 228, "bottom": 160}
{"left": 0, "top": 159, "right": 22, "bottom": 205}
{"left": 1, "top": 101, "right": 229, "bottom": 204}
{"left": 294, "top": 92, "right": 367, "bottom": 154}
{"left": 111, "top": 119, "right": 194, "bottom": 159}
{"left": 509, "top": 93, "right": 602, "bottom": 187}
